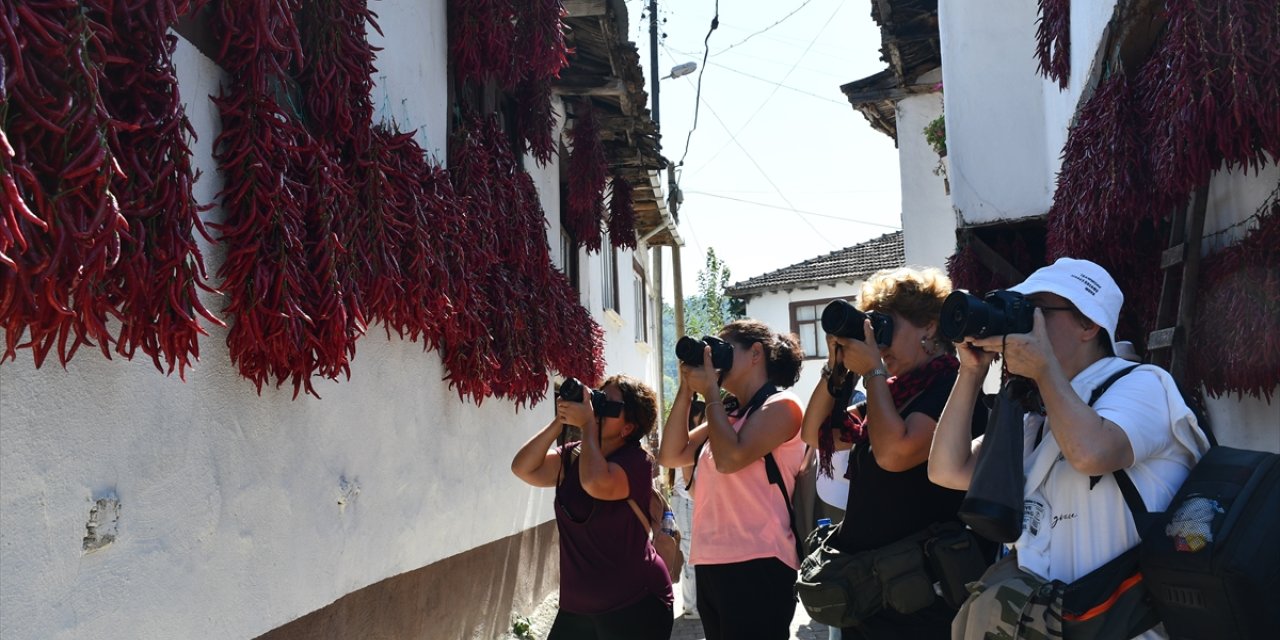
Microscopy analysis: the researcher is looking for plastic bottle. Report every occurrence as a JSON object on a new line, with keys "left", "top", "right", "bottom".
{"left": 661, "top": 510, "right": 678, "bottom": 537}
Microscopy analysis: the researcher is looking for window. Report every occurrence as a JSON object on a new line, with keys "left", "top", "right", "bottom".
{"left": 559, "top": 227, "right": 580, "bottom": 292}
{"left": 633, "top": 261, "right": 648, "bottom": 342}
{"left": 602, "top": 243, "right": 619, "bottom": 313}
{"left": 790, "top": 297, "right": 844, "bottom": 359}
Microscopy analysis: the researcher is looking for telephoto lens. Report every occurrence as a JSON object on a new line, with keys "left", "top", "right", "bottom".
{"left": 820, "top": 299, "right": 895, "bottom": 347}
{"left": 558, "top": 378, "right": 623, "bottom": 418}
{"left": 675, "top": 335, "right": 735, "bottom": 370}
{"left": 938, "top": 290, "right": 1035, "bottom": 342}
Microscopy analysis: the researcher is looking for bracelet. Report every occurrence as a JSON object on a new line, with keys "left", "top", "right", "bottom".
{"left": 865, "top": 365, "right": 889, "bottom": 379}
{"left": 820, "top": 363, "right": 834, "bottom": 378}
{"left": 705, "top": 399, "right": 723, "bottom": 408}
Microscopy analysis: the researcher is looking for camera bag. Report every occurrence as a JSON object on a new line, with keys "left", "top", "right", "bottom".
{"left": 1079, "top": 366, "right": 1280, "bottom": 639}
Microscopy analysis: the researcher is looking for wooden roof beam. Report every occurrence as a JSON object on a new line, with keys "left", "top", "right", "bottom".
{"left": 564, "top": 0, "right": 607, "bottom": 18}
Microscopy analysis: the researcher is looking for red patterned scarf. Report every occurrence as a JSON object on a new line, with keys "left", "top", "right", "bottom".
{"left": 818, "top": 354, "right": 959, "bottom": 478}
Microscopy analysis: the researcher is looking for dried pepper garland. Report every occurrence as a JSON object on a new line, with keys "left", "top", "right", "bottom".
{"left": 607, "top": 174, "right": 636, "bottom": 250}
{"left": 1187, "top": 200, "right": 1280, "bottom": 401}
{"left": 99, "top": 0, "right": 221, "bottom": 378}
{"left": 1139, "top": 0, "right": 1280, "bottom": 195}
{"left": 1047, "top": 69, "right": 1166, "bottom": 344}
{"left": 448, "top": 115, "right": 603, "bottom": 405}
{"left": 2, "top": 2, "right": 135, "bottom": 367}
{"left": 1034, "top": 0, "right": 1070, "bottom": 89}
{"left": 448, "top": 0, "right": 569, "bottom": 162}
{"left": 565, "top": 99, "right": 607, "bottom": 252}
{"left": 945, "top": 232, "right": 1039, "bottom": 296}
{"left": 212, "top": 0, "right": 336, "bottom": 397}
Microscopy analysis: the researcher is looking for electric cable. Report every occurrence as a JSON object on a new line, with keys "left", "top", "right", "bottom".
{"left": 676, "top": 0, "right": 719, "bottom": 170}
{"left": 709, "top": 0, "right": 817, "bottom": 57}
{"left": 684, "top": 191, "right": 901, "bottom": 231}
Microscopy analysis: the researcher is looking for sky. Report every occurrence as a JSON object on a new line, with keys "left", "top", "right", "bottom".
{"left": 618, "top": 0, "right": 904, "bottom": 301}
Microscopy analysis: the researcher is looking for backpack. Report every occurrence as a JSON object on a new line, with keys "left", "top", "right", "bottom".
{"left": 1098, "top": 366, "right": 1280, "bottom": 639}
{"left": 628, "top": 487, "right": 684, "bottom": 583}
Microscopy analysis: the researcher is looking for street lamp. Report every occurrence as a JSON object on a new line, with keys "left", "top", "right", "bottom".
{"left": 663, "top": 61, "right": 698, "bottom": 80}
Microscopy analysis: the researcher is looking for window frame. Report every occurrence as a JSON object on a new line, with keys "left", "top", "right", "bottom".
{"left": 632, "top": 259, "right": 648, "bottom": 343}
{"left": 789, "top": 296, "right": 846, "bottom": 360}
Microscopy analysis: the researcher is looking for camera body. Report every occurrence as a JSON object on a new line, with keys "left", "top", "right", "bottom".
{"left": 675, "top": 335, "right": 735, "bottom": 370}
{"left": 939, "top": 290, "right": 1036, "bottom": 342}
{"left": 820, "top": 299, "right": 895, "bottom": 347}
{"left": 558, "top": 377, "right": 623, "bottom": 418}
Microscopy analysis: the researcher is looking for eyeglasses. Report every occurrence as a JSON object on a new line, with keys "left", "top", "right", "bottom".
{"left": 1035, "top": 305, "right": 1075, "bottom": 314}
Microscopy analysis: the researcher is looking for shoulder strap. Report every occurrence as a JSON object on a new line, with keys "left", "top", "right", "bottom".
{"left": 684, "top": 384, "right": 779, "bottom": 492}
{"left": 764, "top": 451, "right": 805, "bottom": 561}
{"left": 1080, "top": 365, "right": 1152, "bottom": 530}
{"left": 627, "top": 496, "right": 653, "bottom": 535}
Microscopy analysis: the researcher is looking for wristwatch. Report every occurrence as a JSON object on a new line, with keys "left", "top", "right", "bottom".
{"left": 820, "top": 363, "right": 834, "bottom": 378}
{"left": 865, "top": 365, "right": 889, "bottom": 380}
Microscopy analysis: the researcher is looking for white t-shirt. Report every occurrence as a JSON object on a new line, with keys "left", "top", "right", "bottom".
{"left": 1013, "top": 357, "right": 1209, "bottom": 586}
{"left": 815, "top": 449, "right": 850, "bottom": 509}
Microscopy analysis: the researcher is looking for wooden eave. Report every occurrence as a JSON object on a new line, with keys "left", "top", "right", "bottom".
{"left": 840, "top": 0, "right": 942, "bottom": 142}
{"left": 560, "top": 0, "right": 675, "bottom": 246}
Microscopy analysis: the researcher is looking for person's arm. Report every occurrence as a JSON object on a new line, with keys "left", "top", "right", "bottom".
{"left": 510, "top": 417, "right": 565, "bottom": 488}
{"left": 559, "top": 393, "right": 633, "bottom": 500}
{"left": 658, "top": 373, "right": 709, "bottom": 468}
{"left": 974, "top": 309, "right": 1134, "bottom": 475}
{"left": 928, "top": 339, "right": 993, "bottom": 489}
{"left": 839, "top": 318, "right": 935, "bottom": 472}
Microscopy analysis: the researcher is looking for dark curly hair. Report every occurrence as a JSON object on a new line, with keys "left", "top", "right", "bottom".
{"left": 719, "top": 319, "right": 804, "bottom": 388}
{"left": 602, "top": 374, "right": 659, "bottom": 444}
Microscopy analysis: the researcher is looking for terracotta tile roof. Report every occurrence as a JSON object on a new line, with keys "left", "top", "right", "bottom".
{"left": 726, "top": 231, "right": 904, "bottom": 297}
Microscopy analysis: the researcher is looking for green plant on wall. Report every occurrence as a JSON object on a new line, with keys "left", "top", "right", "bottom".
{"left": 924, "top": 114, "right": 947, "bottom": 157}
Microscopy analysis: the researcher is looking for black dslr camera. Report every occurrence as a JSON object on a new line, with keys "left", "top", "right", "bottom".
{"left": 938, "top": 290, "right": 1036, "bottom": 342}
{"left": 558, "top": 377, "right": 624, "bottom": 418}
{"left": 821, "top": 299, "right": 895, "bottom": 347}
{"left": 675, "top": 335, "right": 735, "bottom": 370}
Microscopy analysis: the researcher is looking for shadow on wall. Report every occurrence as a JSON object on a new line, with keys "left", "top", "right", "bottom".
{"left": 256, "top": 521, "right": 558, "bottom": 640}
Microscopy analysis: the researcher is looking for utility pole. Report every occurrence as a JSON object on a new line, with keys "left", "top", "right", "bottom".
{"left": 648, "top": 0, "right": 667, "bottom": 416}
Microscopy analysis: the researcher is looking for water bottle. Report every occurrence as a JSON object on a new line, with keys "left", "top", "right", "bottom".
{"left": 660, "top": 510, "right": 678, "bottom": 537}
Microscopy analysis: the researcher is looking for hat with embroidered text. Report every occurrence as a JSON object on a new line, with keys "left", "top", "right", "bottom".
{"left": 1009, "top": 258, "right": 1122, "bottom": 353}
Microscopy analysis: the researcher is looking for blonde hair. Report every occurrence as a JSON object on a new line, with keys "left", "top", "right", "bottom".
{"left": 859, "top": 267, "right": 953, "bottom": 331}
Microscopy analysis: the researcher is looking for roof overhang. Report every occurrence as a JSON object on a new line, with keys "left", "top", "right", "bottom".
{"left": 559, "top": 0, "right": 679, "bottom": 246}
{"left": 839, "top": 0, "right": 942, "bottom": 142}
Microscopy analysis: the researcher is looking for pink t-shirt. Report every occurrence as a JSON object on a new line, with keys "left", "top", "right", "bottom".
{"left": 690, "top": 390, "right": 806, "bottom": 570}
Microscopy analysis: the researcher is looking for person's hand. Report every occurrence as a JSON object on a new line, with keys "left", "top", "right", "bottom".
{"left": 956, "top": 337, "right": 998, "bottom": 374}
{"left": 825, "top": 333, "right": 841, "bottom": 370}
{"left": 836, "top": 318, "right": 884, "bottom": 376}
{"left": 556, "top": 392, "right": 597, "bottom": 429}
{"left": 681, "top": 345, "right": 721, "bottom": 399}
{"left": 971, "top": 308, "right": 1054, "bottom": 382}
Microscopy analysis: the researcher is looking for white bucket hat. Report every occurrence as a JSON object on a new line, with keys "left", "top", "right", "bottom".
{"left": 1008, "top": 257, "right": 1123, "bottom": 353}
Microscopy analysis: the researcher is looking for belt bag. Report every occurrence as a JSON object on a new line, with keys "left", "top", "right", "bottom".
{"left": 798, "top": 521, "right": 986, "bottom": 628}
{"left": 952, "top": 548, "right": 1158, "bottom": 640}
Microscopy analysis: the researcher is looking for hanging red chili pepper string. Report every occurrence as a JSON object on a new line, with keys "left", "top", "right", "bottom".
{"left": 1034, "top": 0, "right": 1070, "bottom": 89}
{"left": 608, "top": 174, "right": 637, "bottom": 250}
{"left": 98, "top": 0, "right": 223, "bottom": 379}
{"left": 566, "top": 99, "right": 607, "bottom": 252}
{"left": 1187, "top": 199, "right": 1280, "bottom": 401}
{"left": 1, "top": 1, "right": 129, "bottom": 368}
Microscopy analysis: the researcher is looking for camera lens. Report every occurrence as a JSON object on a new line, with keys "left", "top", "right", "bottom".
{"left": 559, "top": 377, "right": 584, "bottom": 402}
{"left": 821, "top": 299, "right": 867, "bottom": 340}
{"left": 939, "top": 291, "right": 989, "bottom": 341}
{"left": 675, "top": 336, "right": 705, "bottom": 367}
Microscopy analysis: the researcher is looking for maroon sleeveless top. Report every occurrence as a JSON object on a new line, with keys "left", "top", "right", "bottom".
{"left": 554, "top": 442, "right": 674, "bottom": 614}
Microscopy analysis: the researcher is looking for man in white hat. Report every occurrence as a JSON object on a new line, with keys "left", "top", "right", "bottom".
{"left": 929, "top": 258, "right": 1208, "bottom": 638}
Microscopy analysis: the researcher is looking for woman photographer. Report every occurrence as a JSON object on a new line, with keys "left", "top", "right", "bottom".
{"left": 510, "top": 375, "right": 673, "bottom": 639}
{"left": 800, "top": 267, "right": 987, "bottom": 640}
{"left": 658, "top": 319, "right": 806, "bottom": 640}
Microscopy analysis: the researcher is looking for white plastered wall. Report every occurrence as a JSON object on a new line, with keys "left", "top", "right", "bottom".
{"left": 896, "top": 88, "right": 955, "bottom": 271}
{"left": 740, "top": 282, "right": 864, "bottom": 403}
{"left": 0, "top": 1, "right": 661, "bottom": 638}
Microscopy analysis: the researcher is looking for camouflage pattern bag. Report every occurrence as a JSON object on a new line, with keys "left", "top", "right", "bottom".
{"left": 952, "top": 552, "right": 1065, "bottom": 640}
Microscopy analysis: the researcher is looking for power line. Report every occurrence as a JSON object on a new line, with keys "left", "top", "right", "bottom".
{"left": 710, "top": 0, "right": 817, "bottom": 57}
{"left": 706, "top": 61, "right": 845, "bottom": 105}
{"left": 676, "top": 1, "right": 720, "bottom": 169}
{"left": 683, "top": 190, "right": 901, "bottom": 230}
{"left": 690, "top": 0, "right": 844, "bottom": 177}
{"left": 690, "top": 96, "right": 836, "bottom": 247}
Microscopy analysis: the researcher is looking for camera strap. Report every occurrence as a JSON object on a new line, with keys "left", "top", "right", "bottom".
{"left": 683, "top": 383, "right": 779, "bottom": 491}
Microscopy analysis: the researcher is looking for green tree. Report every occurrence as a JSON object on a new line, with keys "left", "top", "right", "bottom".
{"left": 661, "top": 248, "right": 745, "bottom": 416}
